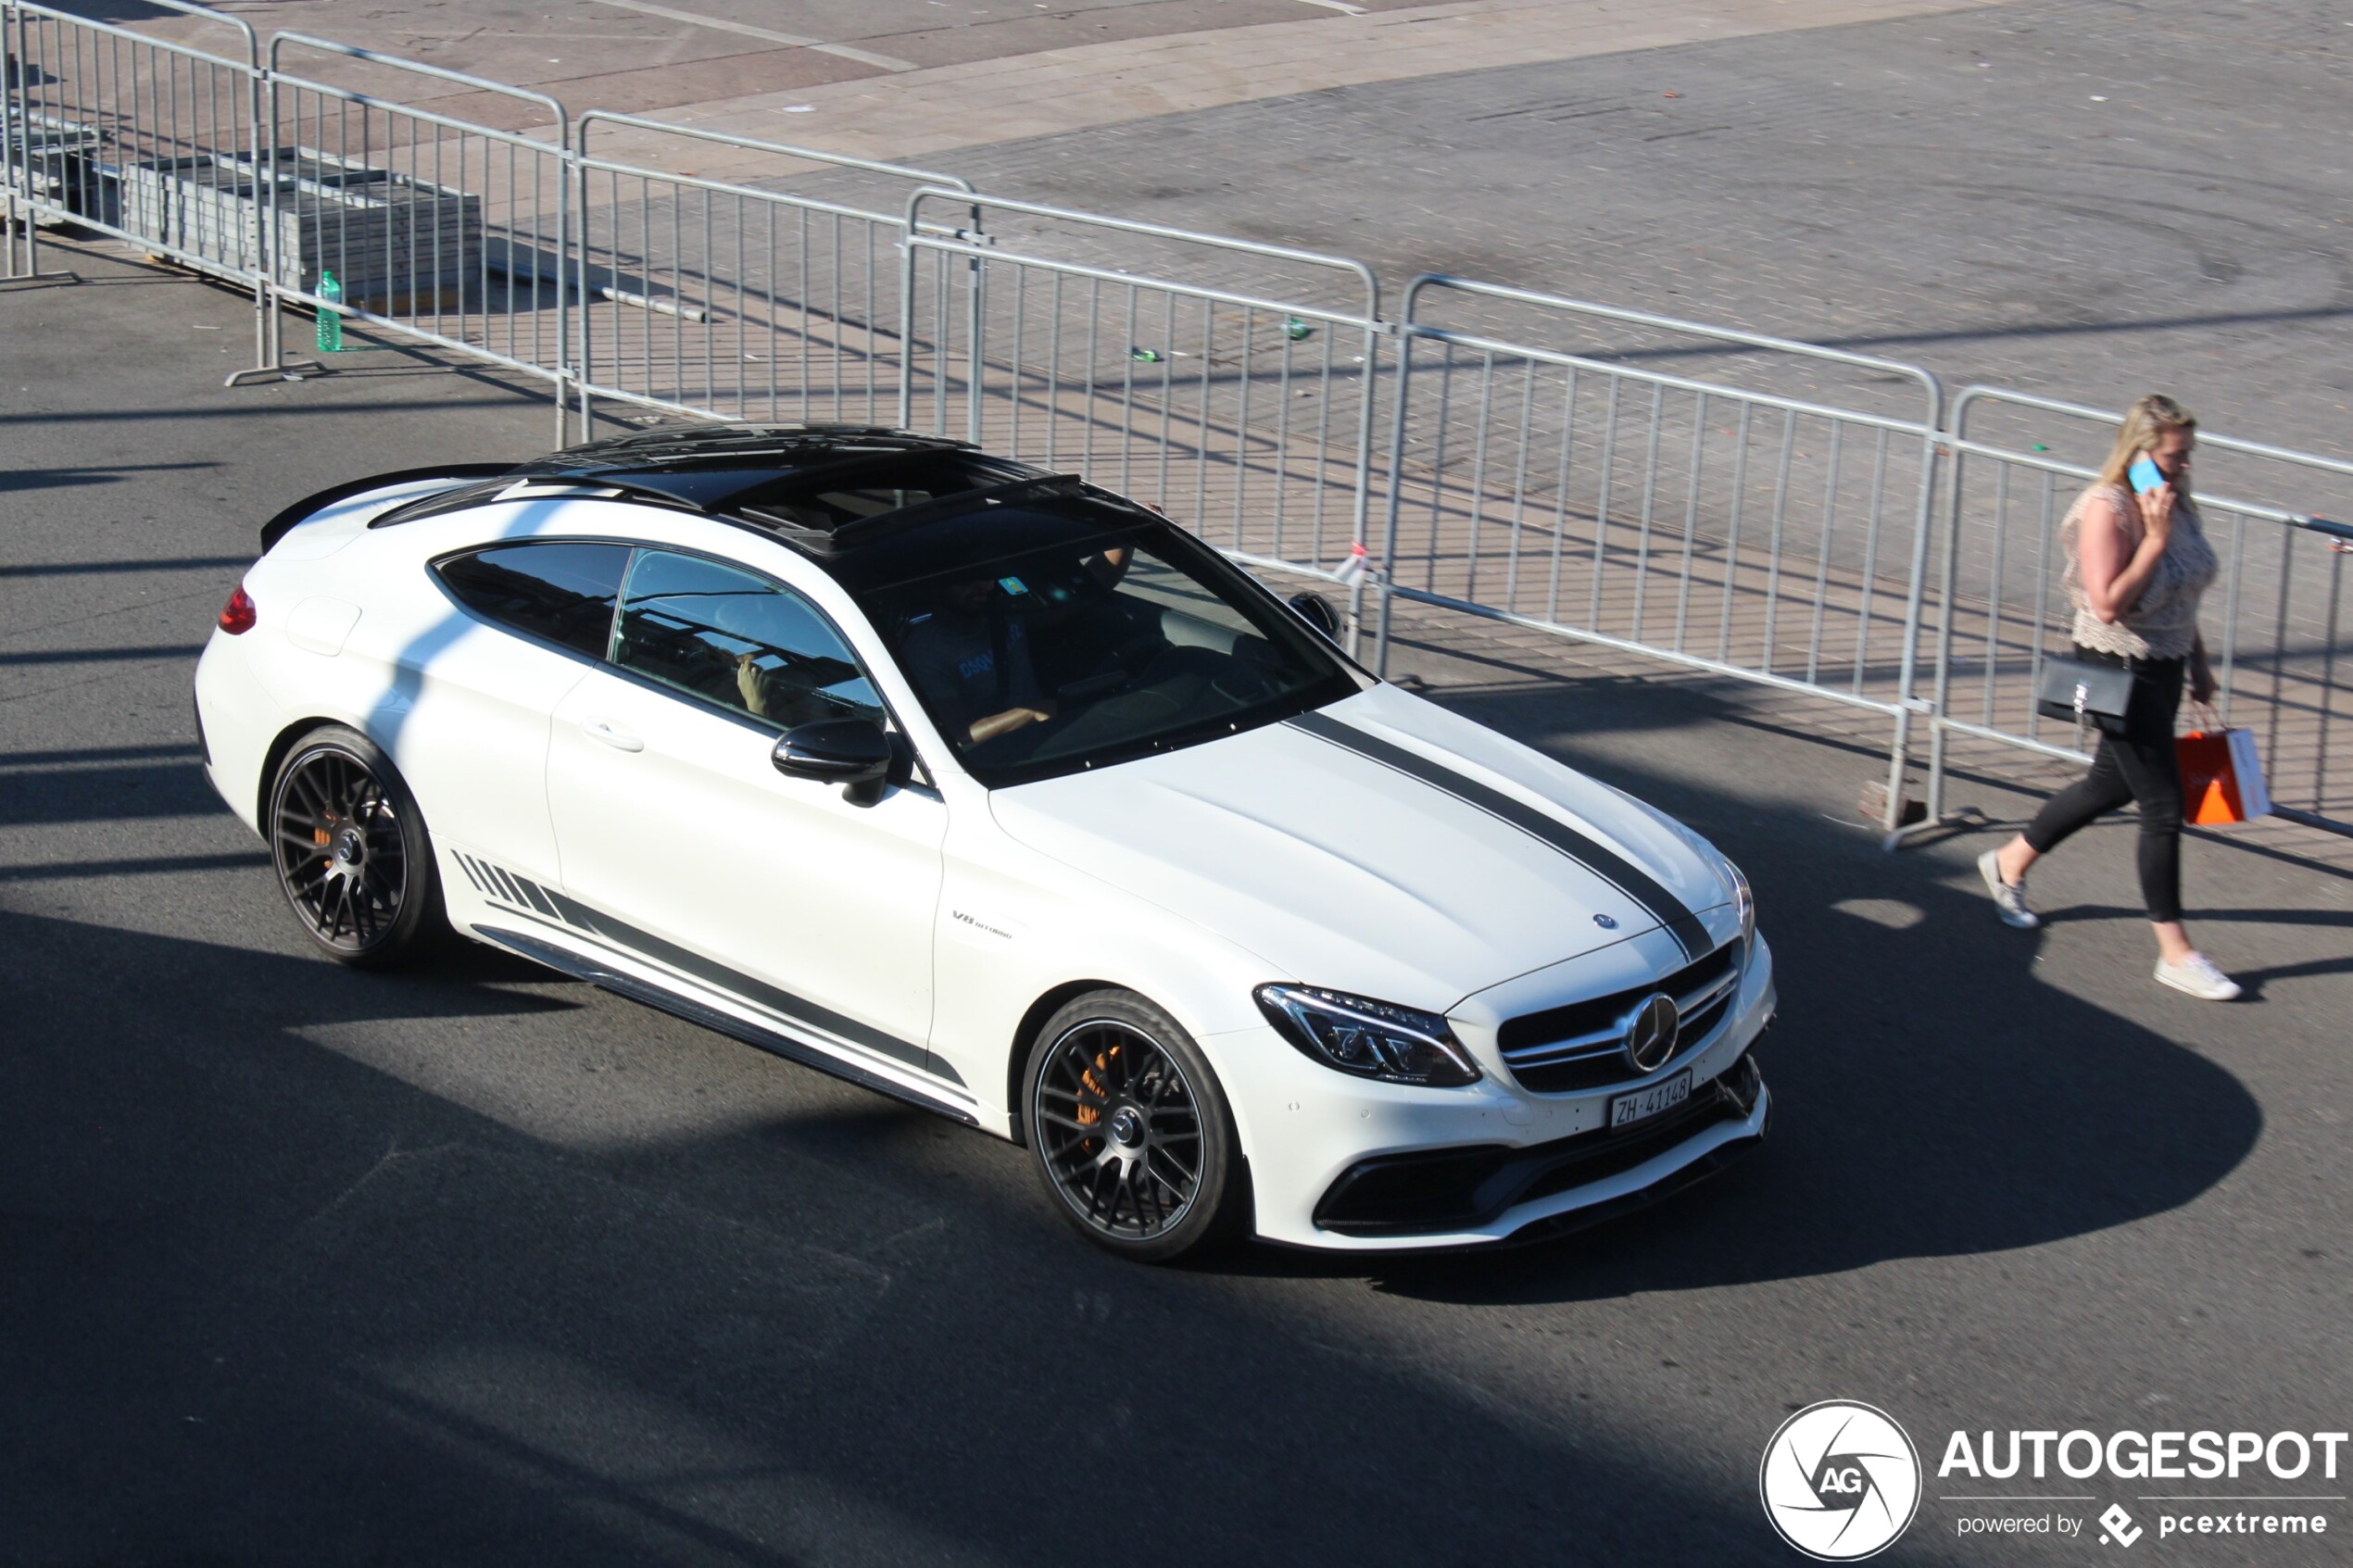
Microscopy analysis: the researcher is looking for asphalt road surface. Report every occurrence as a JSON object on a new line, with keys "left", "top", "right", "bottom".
{"left": 3, "top": 243, "right": 2347, "bottom": 1566}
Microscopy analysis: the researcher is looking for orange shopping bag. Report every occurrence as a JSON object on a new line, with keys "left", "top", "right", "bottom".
{"left": 2178, "top": 725, "right": 2272, "bottom": 825}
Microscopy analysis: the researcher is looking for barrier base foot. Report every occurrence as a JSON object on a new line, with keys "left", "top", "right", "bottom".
{"left": 0, "top": 270, "right": 82, "bottom": 291}
{"left": 1881, "top": 805, "right": 1986, "bottom": 853}
{"left": 225, "top": 359, "right": 329, "bottom": 387}
{"left": 1859, "top": 778, "right": 1926, "bottom": 832}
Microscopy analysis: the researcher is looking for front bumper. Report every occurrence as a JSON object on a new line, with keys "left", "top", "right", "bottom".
{"left": 1314, "top": 1052, "right": 1767, "bottom": 1243}
{"left": 1209, "top": 935, "right": 1775, "bottom": 1250}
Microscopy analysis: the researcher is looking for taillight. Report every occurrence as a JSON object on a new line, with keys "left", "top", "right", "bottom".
{"left": 219, "top": 584, "right": 257, "bottom": 635}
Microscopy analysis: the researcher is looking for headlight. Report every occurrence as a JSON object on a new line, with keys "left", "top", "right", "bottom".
{"left": 1727, "top": 859, "right": 1755, "bottom": 946}
{"left": 1253, "top": 985, "right": 1481, "bottom": 1087}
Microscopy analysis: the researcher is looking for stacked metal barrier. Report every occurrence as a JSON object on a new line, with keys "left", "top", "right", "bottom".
{"left": 2, "top": 0, "right": 266, "bottom": 357}
{"left": 259, "top": 35, "right": 572, "bottom": 438}
{"left": 5, "top": 0, "right": 2349, "bottom": 838}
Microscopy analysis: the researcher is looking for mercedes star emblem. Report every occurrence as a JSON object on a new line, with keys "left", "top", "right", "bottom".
{"left": 1623, "top": 992, "right": 1680, "bottom": 1073}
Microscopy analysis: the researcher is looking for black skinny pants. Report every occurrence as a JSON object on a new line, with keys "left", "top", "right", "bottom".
{"left": 2022, "top": 649, "right": 2186, "bottom": 922}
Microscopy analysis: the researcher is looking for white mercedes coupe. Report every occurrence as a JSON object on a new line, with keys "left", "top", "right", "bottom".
{"left": 195, "top": 425, "right": 1774, "bottom": 1260}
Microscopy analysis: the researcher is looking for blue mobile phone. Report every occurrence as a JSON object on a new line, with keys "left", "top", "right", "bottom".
{"left": 2128, "top": 455, "right": 2165, "bottom": 495}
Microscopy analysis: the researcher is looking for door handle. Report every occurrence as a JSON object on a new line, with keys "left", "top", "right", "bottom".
{"left": 582, "top": 718, "right": 645, "bottom": 753}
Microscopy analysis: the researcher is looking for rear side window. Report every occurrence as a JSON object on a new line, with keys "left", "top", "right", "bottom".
{"left": 435, "top": 542, "right": 630, "bottom": 659}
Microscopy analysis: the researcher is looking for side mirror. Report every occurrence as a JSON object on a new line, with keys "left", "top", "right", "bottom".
{"left": 773, "top": 718, "right": 892, "bottom": 805}
{"left": 1288, "top": 591, "right": 1341, "bottom": 642}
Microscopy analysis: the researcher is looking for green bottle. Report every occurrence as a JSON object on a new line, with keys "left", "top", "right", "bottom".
{"left": 316, "top": 270, "right": 344, "bottom": 353}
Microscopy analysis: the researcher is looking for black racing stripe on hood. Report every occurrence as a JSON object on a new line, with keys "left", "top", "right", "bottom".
{"left": 1288, "top": 709, "right": 1712, "bottom": 960}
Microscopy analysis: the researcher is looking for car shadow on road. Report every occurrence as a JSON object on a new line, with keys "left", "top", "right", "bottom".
{"left": 0, "top": 903, "right": 1813, "bottom": 1565}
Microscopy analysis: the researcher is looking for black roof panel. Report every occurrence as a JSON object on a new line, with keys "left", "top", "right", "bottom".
{"left": 342, "top": 423, "right": 1077, "bottom": 559}
{"left": 516, "top": 423, "right": 971, "bottom": 474}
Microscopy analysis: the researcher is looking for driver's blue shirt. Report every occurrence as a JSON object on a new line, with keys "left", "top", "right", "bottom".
{"left": 898, "top": 608, "right": 1045, "bottom": 728}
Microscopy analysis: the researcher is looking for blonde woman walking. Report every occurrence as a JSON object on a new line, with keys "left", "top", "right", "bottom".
{"left": 1977, "top": 394, "right": 2240, "bottom": 999}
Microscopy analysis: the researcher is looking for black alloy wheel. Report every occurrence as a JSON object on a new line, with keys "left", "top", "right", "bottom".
{"left": 1023, "top": 989, "right": 1246, "bottom": 1261}
{"left": 268, "top": 725, "right": 443, "bottom": 967}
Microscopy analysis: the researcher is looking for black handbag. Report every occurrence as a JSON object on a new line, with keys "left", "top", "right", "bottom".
{"left": 2035, "top": 653, "right": 2133, "bottom": 734}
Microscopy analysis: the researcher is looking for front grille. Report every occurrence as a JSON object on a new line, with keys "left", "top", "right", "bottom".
{"left": 1499, "top": 939, "right": 1743, "bottom": 1094}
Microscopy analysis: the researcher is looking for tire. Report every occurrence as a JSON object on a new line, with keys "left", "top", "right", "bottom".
{"left": 1021, "top": 988, "right": 1249, "bottom": 1261}
{"left": 267, "top": 724, "right": 445, "bottom": 968}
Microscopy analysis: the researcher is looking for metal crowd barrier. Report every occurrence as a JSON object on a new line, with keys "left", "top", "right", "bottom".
{"left": 1916, "top": 388, "right": 2353, "bottom": 838}
{"left": 1, "top": 0, "right": 267, "bottom": 361}
{"left": 570, "top": 113, "right": 970, "bottom": 440}
{"left": 261, "top": 34, "right": 572, "bottom": 441}
{"left": 7, "top": 0, "right": 2350, "bottom": 841}
{"left": 1377, "top": 276, "right": 1945, "bottom": 832}
{"left": 900, "top": 188, "right": 1388, "bottom": 646}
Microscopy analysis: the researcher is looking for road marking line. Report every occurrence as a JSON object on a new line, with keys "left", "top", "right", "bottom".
{"left": 1292, "top": 0, "right": 1368, "bottom": 14}
{"left": 560, "top": 0, "right": 2019, "bottom": 168}
{"left": 585, "top": 0, "right": 918, "bottom": 71}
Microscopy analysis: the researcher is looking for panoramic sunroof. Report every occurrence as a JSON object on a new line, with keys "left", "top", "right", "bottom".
{"left": 358, "top": 434, "right": 1057, "bottom": 551}
{"left": 730, "top": 450, "right": 1039, "bottom": 536}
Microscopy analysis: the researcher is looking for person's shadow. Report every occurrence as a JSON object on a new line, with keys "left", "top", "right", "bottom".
{"left": 2029, "top": 903, "right": 2353, "bottom": 998}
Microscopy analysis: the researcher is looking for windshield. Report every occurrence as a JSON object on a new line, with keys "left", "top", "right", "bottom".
{"left": 849, "top": 502, "right": 1362, "bottom": 786}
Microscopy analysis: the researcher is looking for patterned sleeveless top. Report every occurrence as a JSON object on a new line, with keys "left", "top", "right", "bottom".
{"left": 2060, "top": 482, "right": 2217, "bottom": 661}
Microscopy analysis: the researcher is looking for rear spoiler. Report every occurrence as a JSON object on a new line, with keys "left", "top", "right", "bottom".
{"left": 258, "top": 463, "right": 520, "bottom": 554}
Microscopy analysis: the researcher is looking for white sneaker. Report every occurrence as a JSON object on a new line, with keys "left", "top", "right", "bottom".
{"left": 2156, "top": 952, "right": 2242, "bottom": 1001}
{"left": 1978, "top": 849, "right": 2039, "bottom": 929}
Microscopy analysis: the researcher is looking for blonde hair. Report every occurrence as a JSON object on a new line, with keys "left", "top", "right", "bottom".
{"left": 2097, "top": 393, "right": 2197, "bottom": 494}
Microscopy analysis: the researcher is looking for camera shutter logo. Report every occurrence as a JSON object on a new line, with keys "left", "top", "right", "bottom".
{"left": 1758, "top": 1400, "right": 1921, "bottom": 1560}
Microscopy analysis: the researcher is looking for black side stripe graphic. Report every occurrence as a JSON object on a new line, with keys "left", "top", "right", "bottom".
{"left": 542, "top": 887, "right": 960, "bottom": 1085}
{"left": 456, "top": 852, "right": 959, "bottom": 1086}
{"left": 508, "top": 872, "right": 563, "bottom": 921}
{"left": 473, "top": 922, "right": 976, "bottom": 1126}
{"left": 1289, "top": 710, "right": 1713, "bottom": 960}
{"left": 451, "top": 853, "right": 487, "bottom": 894}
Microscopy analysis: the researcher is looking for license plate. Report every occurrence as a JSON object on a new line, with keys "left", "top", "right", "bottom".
{"left": 1609, "top": 1069, "right": 1692, "bottom": 1130}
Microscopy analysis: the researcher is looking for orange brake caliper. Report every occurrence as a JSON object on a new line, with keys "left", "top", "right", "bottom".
{"left": 1076, "top": 1045, "right": 1120, "bottom": 1131}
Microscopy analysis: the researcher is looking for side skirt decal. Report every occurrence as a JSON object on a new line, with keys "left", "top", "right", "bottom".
{"left": 452, "top": 849, "right": 963, "bottom": 1089}
{"left": 475, "top": 922, "right": 978, "bottom": 1126}
{"left": 1287, "top": 710, "right": 1712, "bottom": 960}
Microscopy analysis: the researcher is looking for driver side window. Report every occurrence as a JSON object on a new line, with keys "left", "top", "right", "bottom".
{"left": 611, "top": 549, "right": 885, "bottom": 732}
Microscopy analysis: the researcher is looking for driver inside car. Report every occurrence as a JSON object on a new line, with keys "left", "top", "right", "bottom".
{"left": 733, "top": 649, "right": 851, "bottom": 729}
{"left": 896, "top": 572, "right": 1058, "bottom": 745}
